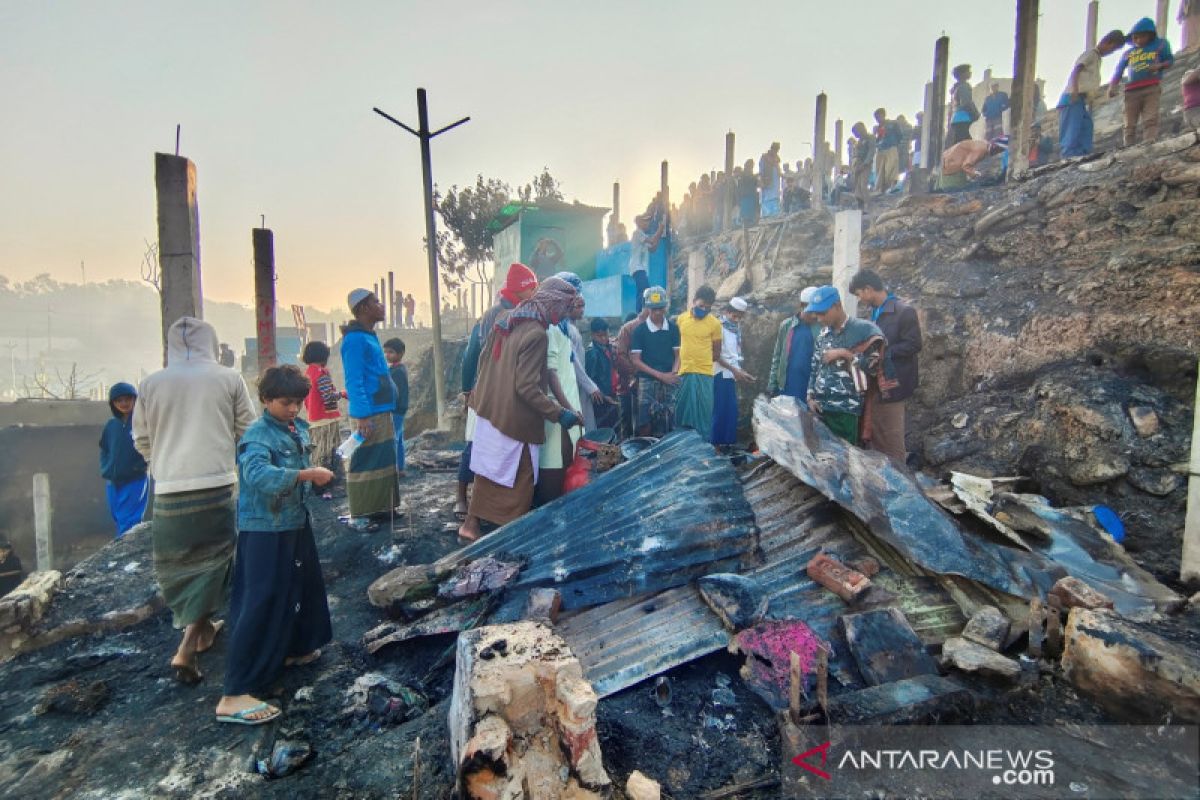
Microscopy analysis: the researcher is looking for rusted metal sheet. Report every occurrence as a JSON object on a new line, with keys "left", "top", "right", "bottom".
{"left": 437, "top": 430, "right": 760, "bottom": 619}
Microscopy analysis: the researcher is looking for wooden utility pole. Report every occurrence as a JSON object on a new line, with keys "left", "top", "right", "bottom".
{"left": 374, "top": 89, "right": 470, "bottom": 428}
{"left": 387, "top": 271, "right": 396, "bottom": 327}
{"left": 253, "top": 227, "right": 277, "bottom": 372}
{"left": 1085, "top": 0, "right": 1099, "bottom": 50}
{"left": 33, "top": 473, "right": 52, "bottom": 572}
{"left": 661, "top": 160, "right": 671, "bottom": 299}
{"left": 1182, "top": 359, "right": 1200, "bottom": 584}
{"left": 813, "top": 93, "right": 828, "bottom": 209}
{"left": 610, "top": 181, "right": 620, "bottom": 245}
{"left": 723, "top": 131, "right": 735, "bottom": 230}
{"left": 1009, "top": 0, "right": 1040, "bottom": 179}
{"left": 928, "top": 37, "right": 950, "bottom": 173}
{"left": 834, "top": 119, "right": 844, "bottom": 172}
{"left": 1156, "top": 0, "right": 1169, "bottom": 38}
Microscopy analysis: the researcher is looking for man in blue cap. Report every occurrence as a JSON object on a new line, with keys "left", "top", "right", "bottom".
{"left": 804, "top": 285, "right": 883, "bottom": 445}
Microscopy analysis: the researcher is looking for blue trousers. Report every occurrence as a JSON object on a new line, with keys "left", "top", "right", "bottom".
{"left": 106, "top": 477, "right": 148, "bottom": 537}
{"left": 1058, "top": 98, "right": 1094, "bottom": 158}
{"left": 392, "top": 413, "right": 406, "bottom": 472}
{"left": 711, "top": 374, "right": 739, "bottom": 445}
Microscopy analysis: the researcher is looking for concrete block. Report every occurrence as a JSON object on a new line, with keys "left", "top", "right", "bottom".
{"left": 449, "top": 622, "right": 611, "bottom": 798}
{"left": 1048, "top": 576, "right": 1114, "bottom": 611}
{"left": 962, "top": 605, "right": 1010, "bottom": 651}
{"left": 940, "top": 637, "right": 1021, "bottom": 683}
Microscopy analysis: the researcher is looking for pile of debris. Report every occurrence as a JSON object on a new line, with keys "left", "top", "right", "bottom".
{"left": 355, "top": 408, "right": 1195, "bottom": 796}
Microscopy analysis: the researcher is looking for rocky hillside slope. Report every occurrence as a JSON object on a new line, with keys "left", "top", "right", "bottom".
{"left": 681, "top": 131, "right": 1200, "bottom": 584}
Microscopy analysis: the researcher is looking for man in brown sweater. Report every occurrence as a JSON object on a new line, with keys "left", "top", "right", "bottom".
{"left": 459, "top": 277, "right": 581, "bottom": 541}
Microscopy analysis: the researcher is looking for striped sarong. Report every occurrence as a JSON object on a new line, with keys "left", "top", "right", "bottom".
{"left": 151, "top": 484, "right": 237, "bottom": 629}
{"left": 347, "top": 411, "right": 397, "bottom": 517}
{"left": 636, "top": 375, "right": 677, "bottom": 436}
{"left": 674, "top": 373, "right": 715, "bottom": 442}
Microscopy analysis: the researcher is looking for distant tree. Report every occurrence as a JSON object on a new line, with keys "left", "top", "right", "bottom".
{"left": 432, "top": 175, "right": 512, "bottom": 293}
{"left": 17, "top": 274, "right": 61, "bottom": 296}
{"left": 517, "top": 166, "right": 563, "bottom": 203}
{"left": 22, "top": 363, "right": 100, "bottom": 400}
{"left": 432, "top": 168, "right": 565, "bottom": 294}
{"left": 140, "top": 239, "right": 161, "bottom": 294}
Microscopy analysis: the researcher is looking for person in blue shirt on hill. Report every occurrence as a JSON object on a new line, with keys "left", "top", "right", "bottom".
{"left": 215, "top": 364, "right": 333, "bottom": 727}
{"left": 981, "top": 83, "right": 1010, "bottom": 140}
{"left": 1109, "top": 17, "right": 1174, "bottom": 146}
{"left": 98, "top": 382, "right": 149, "bottom": 536}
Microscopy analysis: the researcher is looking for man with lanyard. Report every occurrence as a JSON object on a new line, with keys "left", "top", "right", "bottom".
{"left": 629, "top": 286, "right": 680, "bottom": 436}
{"left": 768, "top": 286, "right": 821, "bottom": 402}
{"left": 849, "top": 270, "right": 922, "bottom": 464}
{"left": 712, "top": 297, "right": 755, "bottom": 448}
{"left": 455, "top": 263, "right": 539, "bottom": 520}
{"left": 804, "top": 286, "right": 883, "bottom": 446}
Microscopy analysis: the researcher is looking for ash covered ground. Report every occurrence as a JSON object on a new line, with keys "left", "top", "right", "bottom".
{"left": 7, "top": 452, "right": 1187, "bottom": 800}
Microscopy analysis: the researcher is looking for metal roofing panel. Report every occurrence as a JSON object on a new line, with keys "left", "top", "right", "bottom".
{"left": 437, "top": 430, "right": 760, "bottom": 616}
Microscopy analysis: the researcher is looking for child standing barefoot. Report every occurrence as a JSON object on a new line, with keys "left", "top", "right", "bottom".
{"left": 216, "top": 365, "right": 334, "bottom": 726}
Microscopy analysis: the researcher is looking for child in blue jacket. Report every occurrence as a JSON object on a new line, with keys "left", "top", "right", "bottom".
{"left": 98, "top": 382, "right": 148, "bottom": 536}
{"left": 216, "top": 365, "right": 333, "bottom": 726}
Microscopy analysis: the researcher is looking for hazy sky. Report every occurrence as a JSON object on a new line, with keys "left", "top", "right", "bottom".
{"left": 0, "top": 1, "right": 1173, "bottom": 314}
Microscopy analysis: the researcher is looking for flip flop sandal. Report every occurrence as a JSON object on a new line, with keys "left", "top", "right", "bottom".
{"left": 216, "top": 702, "right": 281, "bottom": 726}
{"left": 195, "top": 619, "right": 226, "bottom": 654}
{"left": 172, "top": 662, "right": 203, "bottom": 685}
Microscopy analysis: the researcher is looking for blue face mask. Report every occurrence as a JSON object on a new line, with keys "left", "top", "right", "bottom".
{"left": 693, "top": 306, "right": 710, "bottom": 319}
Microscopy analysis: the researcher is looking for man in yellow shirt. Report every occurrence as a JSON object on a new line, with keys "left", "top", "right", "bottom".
{"left": 674, "top": 284, "right": 723, "bottom": 441}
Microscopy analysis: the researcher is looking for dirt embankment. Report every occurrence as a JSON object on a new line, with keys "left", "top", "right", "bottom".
{"left": 677, "top": 134, "right": 1200, "bottom": 584}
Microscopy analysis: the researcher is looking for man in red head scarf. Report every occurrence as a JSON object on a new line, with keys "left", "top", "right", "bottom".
{"left": 458, "top": 277, "right": 580, "bottom": 540}
{"left": 455, "top": 264, "right": 539, "bottom": 519}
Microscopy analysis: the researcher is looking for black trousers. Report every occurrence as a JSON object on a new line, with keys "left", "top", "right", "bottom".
{"left": 223, "top": 519, "right": 332, "bottom": 696}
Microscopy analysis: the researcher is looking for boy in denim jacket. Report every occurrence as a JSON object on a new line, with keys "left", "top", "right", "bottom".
{"left": 215, "top": 365, "right": 334, "bottom": 726}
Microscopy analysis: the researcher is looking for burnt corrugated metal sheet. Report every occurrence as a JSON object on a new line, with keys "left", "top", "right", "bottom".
{"left": 560, "top": 460, "right": 969, "bottom": 698}
{"left": 754, "top": 396, "right": 1180, "bottom": 620}
{"left": 560, "top": 461, "right": 855, "bottom": 697}
{"left": 436, "top": 430, "right": 759, "bottom": 618}
{"left": 557, "top": 586, "right": 728, "bottom": 698}
{"left": 754, "top": 396, "right": 1044, "bottom": 600}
